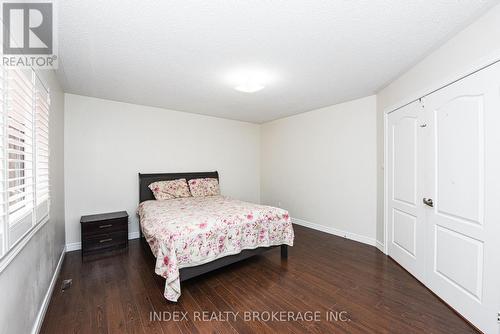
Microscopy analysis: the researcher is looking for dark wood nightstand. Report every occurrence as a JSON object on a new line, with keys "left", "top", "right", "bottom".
{"left": 80, "top": 211, "right": 128, "bottom": 257}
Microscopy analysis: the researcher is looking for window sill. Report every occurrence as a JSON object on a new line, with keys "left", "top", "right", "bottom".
{"left": 0, "top": 215, "right": 50, "bottom": 273}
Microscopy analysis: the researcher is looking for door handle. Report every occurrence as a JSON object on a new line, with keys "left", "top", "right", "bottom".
{"left": 423, "top": 198, "right": 434, "bottom": 207}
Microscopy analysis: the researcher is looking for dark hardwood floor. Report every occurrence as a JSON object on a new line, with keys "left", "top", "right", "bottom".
{"left": 40, "top": 225, "right": 478, "bottom": 333}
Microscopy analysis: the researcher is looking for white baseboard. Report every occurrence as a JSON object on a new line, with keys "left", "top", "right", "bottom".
{"left": 65, "top": 231, "right": 140, "bottom": 252}
{"left": 292, "top": 217, "right": 377, "bottom": 247}
{"left": 129, "top": 231, "right": 140, "bottom": 239}
{"left": 31, "top": 246, "right": 65, "bottom": 334}
{"left": 65, "top": 242, "right": 81, "bottom": 252}
{"left": 376, "top": 240, "right": 385, "bottom": 254}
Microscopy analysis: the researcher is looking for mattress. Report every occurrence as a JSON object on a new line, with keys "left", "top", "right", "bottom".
{"left": 137, "top": 195, "right": 294, "bottom": 301}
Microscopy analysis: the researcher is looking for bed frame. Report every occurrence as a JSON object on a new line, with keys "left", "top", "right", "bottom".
{"left": 138, "top": 171, "right": 288, "bottom": 282}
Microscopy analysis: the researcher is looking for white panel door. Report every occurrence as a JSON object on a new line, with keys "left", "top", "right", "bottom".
{"left": 387, "top": 101, "right": 426, "bottom": 281}
{"left": 422, "top": 62, "right": 500, "bottom": 334}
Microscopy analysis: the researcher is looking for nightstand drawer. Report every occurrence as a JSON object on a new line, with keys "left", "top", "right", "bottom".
{"left": 82, "top": 217, "right": 127, "bottom": 236}
{"left": 82, "top": 231, "right": 127, "bottom": 252}
{"left": 80, "top": 211, "right": 129, "bottom": 257}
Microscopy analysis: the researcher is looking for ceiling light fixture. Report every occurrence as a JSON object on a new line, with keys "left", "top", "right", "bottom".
{"left": 235, "top": 81, "right": 265, "bottom": 93}
{"left": 226, "top": 68, "right": 274, "bottom": 93}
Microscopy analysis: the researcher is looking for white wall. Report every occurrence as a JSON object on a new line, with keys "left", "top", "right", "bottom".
{"left": 375, "top": 2, "right": 500, "bottom": 245}
{"left": 261, "top": 95, "right": 377, "bottom": 244}
{"left": 0, "top": 70, "right": 65, "bottom": 334}
{"left": 64, "top": 94, "right": 260, "bottom": 248}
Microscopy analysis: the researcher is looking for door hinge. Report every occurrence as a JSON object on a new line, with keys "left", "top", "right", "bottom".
{"left": 497, "top": 311, "right": 500, "bottom": 322}
{"left": 418, "top": 97, "right": 425, "bottom": 109}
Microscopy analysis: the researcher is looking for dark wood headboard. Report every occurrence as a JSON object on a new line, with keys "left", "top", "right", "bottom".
{"left": 138, "top": 171, "right": 219, "bottom": 203}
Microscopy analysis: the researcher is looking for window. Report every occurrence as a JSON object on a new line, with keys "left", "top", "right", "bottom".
{"left": 0, "top": 67, "right": 50, "bottom": 260}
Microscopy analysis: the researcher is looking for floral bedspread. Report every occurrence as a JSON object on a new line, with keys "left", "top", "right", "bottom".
{"left": 137, "top": 196, "right": 294, "bottom": 302}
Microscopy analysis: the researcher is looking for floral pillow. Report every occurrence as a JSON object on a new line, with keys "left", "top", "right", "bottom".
{"left": 188, "top": 178, "right": 220, "bottom": 197}
{"left": 149, "top": 179, "right": 191, "bottom": 200}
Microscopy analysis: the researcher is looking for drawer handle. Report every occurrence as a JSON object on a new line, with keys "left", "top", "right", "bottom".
{"left": 99, "top": 224, "right": 113, "bottom": 228}
{"left": 99, "top": 238, "right": 113, "bottom": 243}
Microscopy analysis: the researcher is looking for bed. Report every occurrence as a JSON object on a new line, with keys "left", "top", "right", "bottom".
{"left": 138, "top": 171, "right": 294, "bottom": 302}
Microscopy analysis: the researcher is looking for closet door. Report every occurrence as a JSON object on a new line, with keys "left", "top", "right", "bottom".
{"left": 422, "top": 62, "right": 500, "bottom": 333}
{"left": 387, "top": 101, "right": 426, "bottom": 280}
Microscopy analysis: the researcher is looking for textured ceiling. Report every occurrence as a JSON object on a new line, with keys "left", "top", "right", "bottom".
{"left": 57, "top": 0, "right": 498, "bottom": 123}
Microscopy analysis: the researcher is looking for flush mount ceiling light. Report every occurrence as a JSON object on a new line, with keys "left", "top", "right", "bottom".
{"left": 226, "top": 68, "right": 274, "bottom": 93}
{"left": 235, "top": 81, "right": 265, "bottom": 93}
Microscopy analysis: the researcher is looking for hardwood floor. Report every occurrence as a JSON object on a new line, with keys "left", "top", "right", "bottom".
{"left": 40, "top": 225, "right": 478, "bottom": 333}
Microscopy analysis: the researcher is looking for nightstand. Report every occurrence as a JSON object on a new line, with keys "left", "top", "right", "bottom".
{"left": 80, "top": 211, "right": 128, "bottom": 257}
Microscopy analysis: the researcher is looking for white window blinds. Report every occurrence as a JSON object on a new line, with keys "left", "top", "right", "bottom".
{"left": 7, "top": 69, "right": 35, "bottom": 226}
{"left": 0, "top": 67, "right": 4, "bottom": 257}
{"left": 35, "top": 78, "right": 50, "bottom": 219}
{"left": 0, "top": 68, "right": 50, "bottom": 256}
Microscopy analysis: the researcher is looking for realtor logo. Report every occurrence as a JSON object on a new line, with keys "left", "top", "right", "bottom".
{"left": 1, "top": 1, "right": 57, "bottom": 68}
